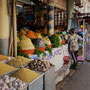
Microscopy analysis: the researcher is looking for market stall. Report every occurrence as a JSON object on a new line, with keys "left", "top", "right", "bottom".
{"left": 0, "top": 0, "right": 71, "bottom": 90}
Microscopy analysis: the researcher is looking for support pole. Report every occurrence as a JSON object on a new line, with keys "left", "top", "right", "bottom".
{"left": 47, "top": 0, "right": 54, "bottom": 36}
{"left": 13, "top": 0, "right": 17, "bottom": 57}
{"left": 83, "top": 19, "right": 85, "bottom": 60}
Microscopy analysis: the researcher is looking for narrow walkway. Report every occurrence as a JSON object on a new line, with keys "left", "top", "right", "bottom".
{"left": 57, "top": 62, "right": 90, "bottom": 90}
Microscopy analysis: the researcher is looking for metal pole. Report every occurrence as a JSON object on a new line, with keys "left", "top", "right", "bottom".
{"left": 83, "top": 19, "right": 85, "bottom": 60}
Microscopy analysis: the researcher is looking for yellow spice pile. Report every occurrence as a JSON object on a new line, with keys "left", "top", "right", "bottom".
{"left": 11, "top": 68, "right": 40, "bottom": 83}
{"left": 0, "top": 54, "right": 8, "bottom": 61}
{"left": 0, "top": 63, "right": 16, "bottom": 76}
{"left": 7, "top": 56, "right": 30, "bottom": 67}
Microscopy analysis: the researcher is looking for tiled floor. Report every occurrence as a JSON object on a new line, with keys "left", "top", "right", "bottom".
{"left": 56, "top": 62, "right": 90, "bottom": 90}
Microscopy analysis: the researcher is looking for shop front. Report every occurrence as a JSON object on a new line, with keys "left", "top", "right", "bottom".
{"left": 0, "top": 0, "right": 70, "bottom": 89}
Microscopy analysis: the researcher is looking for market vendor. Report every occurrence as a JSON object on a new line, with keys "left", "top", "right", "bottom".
{"left": 68, "top": 28, "right": 82, "bottom": 69}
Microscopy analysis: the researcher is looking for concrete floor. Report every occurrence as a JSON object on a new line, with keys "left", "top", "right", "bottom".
{"left": 57, "top": 62, "right": 90, "bottom": 90}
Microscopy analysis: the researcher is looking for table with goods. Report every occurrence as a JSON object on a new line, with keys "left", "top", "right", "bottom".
{"left": 0, "top": 55, "right": 53, "bottom": 90}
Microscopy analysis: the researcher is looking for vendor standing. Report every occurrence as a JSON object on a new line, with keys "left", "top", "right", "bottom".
{"left": 69, "top": 28, "right": 82, "bottom": 69}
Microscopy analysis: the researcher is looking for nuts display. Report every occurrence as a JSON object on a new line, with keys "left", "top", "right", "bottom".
{"left": 29, "top": 59, "right": 52, "bottom": 71}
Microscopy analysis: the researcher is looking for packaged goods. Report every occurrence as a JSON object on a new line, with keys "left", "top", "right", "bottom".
{"left": 0, "top": 75, "right": 27, "bottom": 90}
{"left": 17, "top": 37, "right": 35, "bottom": 50}
{"left": 7, "top": 56, "right": 30, "bottom": 67}
{"left": 11, "top": 68, "right": 40, "bottom": 83}
{"left": 0, "top": 63, "right": 16, "bottom": 76}
{"left": 42, "top": 36, "right": 51, "bottom": 45}
{"left": 0, "top": 55, "right": 8, "bottom": 61}
{"left": 29, "top": 59, "right": 51, "bottom": 71}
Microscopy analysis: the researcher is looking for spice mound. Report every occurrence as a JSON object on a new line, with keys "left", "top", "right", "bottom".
{"left": 7, "top": 56, "right": 30, "bottom": 67}
{"left": 0, "top": 63, "right": 16, "bottom": 76}
{"left": 42, "top": 36, "right": 51, "bottom": 45}
{"left": 17, "top": 37, "right": 35, "bottom": 50}
{"left": 0, "top": 75, "right": 27, "bottom": 90}
{"left": 0, "top": 54, "right": 8, "bottom": 61}
{"left": 11, "top": 68, "right": 40, "bottom": 83}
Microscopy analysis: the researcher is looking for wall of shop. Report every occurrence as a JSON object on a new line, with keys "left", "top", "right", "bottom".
{"left": 80, "top": 0, "right": 90, "bottom": 13}
{"left": 0, "top": 0, "right": 9, "bottom": 55}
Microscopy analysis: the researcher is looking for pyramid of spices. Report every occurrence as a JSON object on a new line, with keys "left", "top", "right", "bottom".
{"left": 7, "top": 56, "right": 30, "bottom": 67}
{"left": 11, "top": 68, "right": 40, "bottom": 83}
{"left": 18, "top": 37, "right": 34, "bottom": 50}
{"left": 0, "top": 63, "right": 16, "bottom": 76}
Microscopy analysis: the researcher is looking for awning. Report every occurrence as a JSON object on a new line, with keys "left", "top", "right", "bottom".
{"left": 54, "top": 0, "right": 67, "bottom": 11}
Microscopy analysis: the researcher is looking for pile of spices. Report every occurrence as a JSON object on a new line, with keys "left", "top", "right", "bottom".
{"left": 11, "top": 68, "right": 40, "bottom": 83}
{"left": 7, "top": 56, "right": 30, "bottom": 67}
{"left": 0, "top": 55, "right": 8, "bottom": 61}
{"left": 0, "top": 63, "right": 16, "bottom": 76}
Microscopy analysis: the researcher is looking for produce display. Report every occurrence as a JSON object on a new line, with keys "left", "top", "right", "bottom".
{"left": 11, "top": 68, "right": 40, "bottom": 83}
{"left": 0, "top": 55, "right": 8, "bottom": 61}
{"left": 49, "top": 34, "right": 60, "bottom": 47}
{"left": 7, "top": 56, "right": 31, "bottom": 67}
{"left": 36, "top": 33, "right": 42, "bottom": 39}
{"left": 26, "top": 30, "right": 37, "bottom": 39}
{"left": 0, "top": 75, "right": 27, "bottom": 90}
{"left": 17, "top": 37, "right": 20, "bottom": 43}
{"left": 29, "top": 59, "right": 51, "bottom": 71}
{"left": 19, "top": 29, "right": 27, "bottom": 36}
{"left": 0, "top": 63, "right": 16, "bottom": 76}
{"left": 17, "top": 52, "right": 31, "bottom": 59}
{"left": 42, "top": 36, "right": 51, "bottom": 45}
{"left": 17, "top": 37, "right": 35, "bottom": 50}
